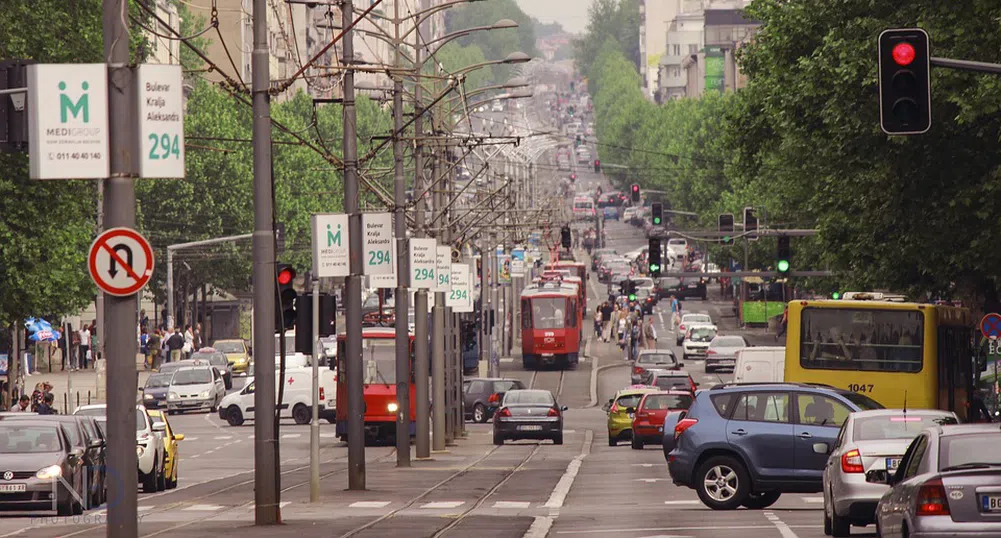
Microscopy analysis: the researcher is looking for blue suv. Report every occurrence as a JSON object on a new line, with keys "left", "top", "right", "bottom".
{"left": 667, "top": 383, "right": 882, "bottom": 510}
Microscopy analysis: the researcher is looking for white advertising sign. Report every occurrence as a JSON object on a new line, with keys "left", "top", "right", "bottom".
{"left": 362, "top": 213, "right": 393, "bottom": 275}
{"left": 27, "top": 64, "right": 110, "bottom": 179}
{"left": 368, "top": 239, "right": 398, "bottom": 289}
{"left": 311, "top": 213, "right": 350, "bottom": 278}
{"left": 137, "top": 64, "right": 185, "bottom": 178}
{"left": 447, "top": 264, "right": 473, "bottom": 312}
{"left": 433, "top": 246, "right": 451, "bottom": 293}
{"left": 409, "top": 238, "right": 437, "bottom": 289}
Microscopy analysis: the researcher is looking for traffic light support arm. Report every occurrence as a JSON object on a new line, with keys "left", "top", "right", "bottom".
{"left": 660, "top": 271, "right": 834, "bottom": 278}
{"left": 930, "top": 57, "right": 1001, "bottom": 76}
{"left": 655, "top": 229, "right": 819, "bottom": 238}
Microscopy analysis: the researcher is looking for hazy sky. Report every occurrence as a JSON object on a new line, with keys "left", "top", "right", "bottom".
{"left": 515, "top": 0, "right": 595, "bottom": 35}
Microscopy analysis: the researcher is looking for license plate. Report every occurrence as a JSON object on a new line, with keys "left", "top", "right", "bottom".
{"left": 542, "top": 354, "right": 554, "bottom": 358}
{"left": 0, "top": 484, "right": 26, "bottom": 493}
{"left": 886, "top": 457, "right": 901, "bottom": 471}
{"left": 983, "top": 495, "right": 1001, "bottom": 513}
{"left": 517, "top": 425, "right": 543, "bottom": 431}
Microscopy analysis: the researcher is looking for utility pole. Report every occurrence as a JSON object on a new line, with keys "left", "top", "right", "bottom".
{"left": 95, "top": 179, "right": 105, "bottom": 360}
{"left": 414, "top": 22, "right": 433, "bottom": 458}
{"left": 251, "top": 0, "right": 279, "bottom": 523}
{"left": 342, "top": 0, "right": 366, "bottom": 489}
{"left": 103, "top": 1, "right": 138, "bottom": 535}
{"left": 310, "top": 276, "right": 320, "bottom": 501}
{"left": 391, "top": 0, "right": 411, "bottom": 467}
{"left": 431, "top": 147, "right": 448, "bottom": 447}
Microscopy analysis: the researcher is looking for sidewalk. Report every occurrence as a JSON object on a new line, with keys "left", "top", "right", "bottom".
{"left": 21, "top": 354, "right": 149, "bottom": 413}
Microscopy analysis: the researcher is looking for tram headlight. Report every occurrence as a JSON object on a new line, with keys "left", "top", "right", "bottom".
{"left": 387, "top": 402, "right": 399, "bottom": 413}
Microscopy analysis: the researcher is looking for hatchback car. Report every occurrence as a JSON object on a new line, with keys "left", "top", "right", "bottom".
{"left": 166, "top": 365, "right": 226, "bottom": 414}
{"left": 705, "top": 335, "right": 749, "bottom": 373}
{"left": 0, "top": 420, "right": 85, "bottom": 516}
{"left": 823, "top": 409, "right": 958, "bottom": 536}
{"left": 211, "top": 338, "right": 251, "bottom": 374}
{"left": 463, "top": 378, "right": 527, "bottom": 423}
{"left": 682, "top": 324, "right": 718, "bottom": 361}
{"left": 631, "top": 349, "right": 682, "bottom": 384}
{"left": 604, "top": 386, "right": 659, "bottom": 446}
{"left": 190, "top": 348, "right": 234, "bottom": 389}
{"left": 644, "top": 370, "right": 698, "bottom": 393}
{"left": 630, "top": 391, "right": 693, "bottom": 449}
{"left": 146, "top": 409, "right": 184, "bottom": 489}
{"left": 667, "top": 383, "right": 883, "bottom": 510}
{"left": 492, "top": 390, "right": 567, "bottom": 445}
{"left": 676, "top": 313, "right": 714, "bottom": 345}
{"left": 873, "top": 424, "right": 1001, "bottom": 538}
{"left": 141, "top": 372, "right": 173, "bottom": 409}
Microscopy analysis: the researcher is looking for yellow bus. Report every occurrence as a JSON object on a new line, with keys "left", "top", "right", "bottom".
{"left": 784, "top": 293, "right": 976, "bottom": 420}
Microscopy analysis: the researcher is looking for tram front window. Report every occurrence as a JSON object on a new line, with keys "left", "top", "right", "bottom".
{"left": 363, "top": 340, "right": 397, "bottom": 384}
{"left": 532, "top": 298, "right": 566, "bottom": 329}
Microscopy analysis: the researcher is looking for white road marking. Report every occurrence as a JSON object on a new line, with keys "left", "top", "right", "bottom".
{"left": 213, "top": 435, "right": 232, "bottom": 440}
{"left": 634, "top": 478, "right": 666, "bottom": 483}
{"left": 556, "top": 526, "right": 819, "bottom": 534}
{"left": 494, "top": 501, "right": 531, "bottom": 509}
{"left": 182, "top": 504, "right": 223, "bottom": 511}
{"left": 281, "top": 433, "right": 302, "bottom": 439}
{"left": 763, "top": 511, "right": 800, "bottom": 538}
{"left": 525, "top": 517, "right": 554, "bottom": 538}
{"left": 632, "top": 464, "right": 656, "bottom": 467}
{"left": 183, "top": 437, "right": 198, "bottom": 441}
{"left": 801, "top": 496, "right": 824, "bottom": 503}
{"left": 543, "top": 429, "right": 593, "bottom": 509}
{"left": 501, "top": 358, "right": 514, "bottom": 363}
{"left": 420, "top": 501, "right": 464, "bottom": 509}
{"left": 562, "top": 429, "right": 577, "bottom": 433}
{"left": 350, "top": 501, "right": 391, "bottom": 508}
{"left": 320, "top": 433, "right": 338, "bottom": 438}
{"left": 279, "top": 502, "right": 291, "bottom": 508}
{"left": 663, "top": 500, "right": 700, "bottom": 505}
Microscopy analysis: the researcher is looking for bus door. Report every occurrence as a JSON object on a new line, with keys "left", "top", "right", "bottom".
{"left": 937, "top": 325, "right": 974, "bottom": 421}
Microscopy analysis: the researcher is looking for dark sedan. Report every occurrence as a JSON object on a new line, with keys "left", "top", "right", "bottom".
{"left": 655, "top": 277, "right": 707, "bottom": 300}
{"left": 0, "top": 420, "right": 86, "bottom": 516}
{"left": 463, "top": 378, "right": 526, "bottom": 423}
{"left": 493, "top": 389, "right": 567, "bottom": 445}
{"left": 142, "top": 372, "right": 173, "bottom": 409}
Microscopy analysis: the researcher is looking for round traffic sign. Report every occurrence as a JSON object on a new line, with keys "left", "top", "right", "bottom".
{"left": 981, "top": 313, "right": 1001, "bottom": 341}
{"left": 88, "top": 227, "right": 155, "bottom": 296}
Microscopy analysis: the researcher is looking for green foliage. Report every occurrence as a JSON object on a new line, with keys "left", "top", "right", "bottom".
{"left": 574, "top": 0, "right": 641, "bottom": 78}
{"left": 445, "top": 0, "right": 537, "bottom": 84}
{"left": 435, "top": 42, "right": 493, "bottom": 91}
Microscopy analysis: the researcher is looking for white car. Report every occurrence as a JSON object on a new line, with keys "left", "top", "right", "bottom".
{"left": 491, "top": 100, "right": 504, "bottom": 112}
{"left": 676, "top": 313, "right": 714, "bottom": 345}
{"left": 73, "top": 404, "right": 166, "bottom": 493}
{"left": 219, "top": 367, "right": 337, "bottom": 426}
{"left": 681, "top": 324, "right": 718, "bottom": 361}
{"left": 166, "top": 365, "right": 227, "bottom": 414}
{"left": 666, "top": 238, "right": 688, "bottom": 260}
{"left": 622, "top": 207, "right": 638, "bottom": 222}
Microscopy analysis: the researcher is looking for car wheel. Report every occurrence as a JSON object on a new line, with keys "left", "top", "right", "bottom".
{"left": 224, "top": 376, "right": 233, "bottom": 390}
{"left": 167, "top": 464, "right": 178, "bottom": 489}
{"left": 226, "top": 406, "right": 245, "bottom": 426}
{"left": 553, "top": 433, "right": 563, "bottom": 445}
{"left": 682, "top": 354, "right": 689, "bottom": 362}
{"left": 473, "top": 404, "right": 487, "bottom": 423}
{"left": 156, "top": 465, "right": 167, "bottom": 492}
{"left": 823, "top": 510, "right": 833, "bottom": 536}
{"left": 293, "top": 404, "right": 311, "bottom": 425}
{"left": 705, "top": 364, "right": 714, "bottom": 374}
{"left": 167, "top": 410, "right": 176, "bottom": 416}
{"left": 142, "top": 461, "right": 158, "bottom": 493}
{"left": 695, "top": 455, "right": 750, "bottom": 510}
{"left": 493, "top": 431, "right": 504, "bottom": 446}
{"left": 608, "top": 436, "right": 617, "bottom": 446}
{"left": 631, "top": 435, "right": 643, "bottom": 450}
{"left": 831, "top": 506, "right": 851, "bottom": 537}
{"left": 741, "top": 491, "right": 781, "bottom": 509}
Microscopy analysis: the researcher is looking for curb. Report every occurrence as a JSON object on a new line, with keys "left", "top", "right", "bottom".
{"left": 586, "top": 351, "right": 630, "bottom": 408}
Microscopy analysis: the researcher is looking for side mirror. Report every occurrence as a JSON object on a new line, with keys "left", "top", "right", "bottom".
{"left": 562, "top": 405, "right": 569, "bottom": 411}
{"left": 68, "top": 448, "right": 84, "bottom": 466}
{"left": 88, "top": 438, "right": 103, "bottom": 449}
{"left": 626, "top": 407, "right": 636, "bottom": 414}
{"left": 812, "top": 442, "right": 830, "bottom": 455}
{"left": 174, "top": 433, "right": 185, "bottom": 441}
{"left": 601, "top": 402, "right": 611, "bottom": 413}
{"left": 678, "top": 362, "right": 684, "bottom": 367}
{"left": 152, "top": 421, "right": 166, "bottom": 432}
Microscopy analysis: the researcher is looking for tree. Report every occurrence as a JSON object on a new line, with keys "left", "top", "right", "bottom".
{"left": 574, "top": 0, "right": 641, "bottom": 77}
{"left": 445, "top": 0, "right": 537, "bottom": 83}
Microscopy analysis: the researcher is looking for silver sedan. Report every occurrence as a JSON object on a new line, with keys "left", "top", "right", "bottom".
{"left": 704, "top": 335, "right": 748, "bottom": 373}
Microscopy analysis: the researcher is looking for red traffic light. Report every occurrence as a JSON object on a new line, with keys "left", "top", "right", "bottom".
{"left": 277, "top": 267, "right": 295, "bottom": 285}
{"left": 892, "top": 42, "right": 915, "bottom": 66}
{"left": 594, "top": 160, "right": 600, "bottom": 166}
{"left": 631, "top": 184, "right": 639, "bottom": 193}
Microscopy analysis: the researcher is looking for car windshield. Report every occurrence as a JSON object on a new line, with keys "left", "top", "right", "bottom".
{"left": 633, "top": 279, "right": 653, "bottom": 288}
{"left": 136, "top": 410, "right": 147, "bottom": 431}
{"left": 853, "top": 414, "right": 956, "bottom": 441}
{"left": 95, "top": 419, "right": 106, "bottom": 437}
{"left": 158, "top": 363, "right": 182, "bottom": 375}
{"left": 688, "top": 328, "right": 717, "bottom": 342}
{"left": 213, "top": 341, "right": 244, "bottom": 353}
{"left": 145, "top": 374, "right": 172, "bottom": 389}
{"left": 574, "top": 201, "right": 592, "bottom": 210}
{"left": 74, "top": 407, "right": 106, "bottom": 417}
{"left": 362, "top": 340, "right": 399, "bottom": 384}
{"left": 660, "top": 278, "right": 681, "bottom": 288}
{"left": 712, "top": 336, "right": 746, "bottom": 348}
{"left": 504, "top": 391, "right": 555, "bottom": 406}
{"left": 0, "top": 425, "right": 62, "bottom": 453}
{"left": 638, "top": 353, "right": 676, "bottom": 365}
{"left": 531, "top": 298, "right": 566, "bottom": 329}
{"left": 939, "top": 433, "right": 1001, "bottom": 470}
{"left": 172, "top": 368, "right": 212, "bottom": 385}
{"left": 642, "top": 394, "right": 693, "bottom": 411}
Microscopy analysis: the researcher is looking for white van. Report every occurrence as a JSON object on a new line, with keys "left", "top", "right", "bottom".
{"left": 733, "top": 347, "right": 785, "bottom": 383}
{"left": 218, "top": 367, "right": 336, "bottom": 427}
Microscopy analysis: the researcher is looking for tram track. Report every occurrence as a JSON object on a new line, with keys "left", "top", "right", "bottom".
{"left": 529, "top": 368, "right": 566, "bottom": 401}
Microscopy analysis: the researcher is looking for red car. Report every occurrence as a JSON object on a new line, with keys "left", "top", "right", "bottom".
{"left": 630, "top": 391, "right": 694, "bottom": 449}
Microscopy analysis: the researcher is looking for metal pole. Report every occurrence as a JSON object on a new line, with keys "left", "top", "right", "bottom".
{"left": 95, "top": 179, "right": 105, "bottom": 363}
{"left": 432, "top": 149, "right": 449, "bottom": 446}
{"left": 479, "top": 241, "right": 488, "bottom": 367}
{"left": 488, "top": 241, "right": 500, "bottom": 377}
{"left": 166, "top": 248, "right": 174, "bottom": 330}
{"left": 65, "top": 322, "right": 72, "bottom": 412}
{"left": 342, "top": 0, "right": 366, "bottom": 490}
{"left": 103, "top": 1, "right": 138, "bottom": 535}
{"left": 413, "top": 22, "right": 432, "bottom": 459}
{"left": 251, "top": 0, "right": 279, "bottom": 524}
{"left": 392, "top": 1, "right": 411, "bottom": 467}
{"left": 310, "top": 278, "right": 320, "bottom": 501}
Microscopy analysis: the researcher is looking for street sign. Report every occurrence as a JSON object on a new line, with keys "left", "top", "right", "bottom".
{"left": 409, "top": 238, "right": 436, "bottom": 289}
{"left": 368, "top": 239, "right": 397, "bottom": 289}
{"left": 433, "top": 246, "right": 451, "bottom": 293}
{"left": 981, "top": 313, "right": 1001, "bottom": 341}
{"left": 27, "top": 64, "right": 110, "bottom": 179}
{"left": 137, "top": 64, "right": 185, "bottom": 178}
{"left": 311, "top": 213, "right": 349, "bottom": 278}
{"left": 361, "top": 212, "right": 393, "bottom": 275}
{"left": 87, "top": 227, "right": 154, "bottom": 296}
{"left": 448, "top": 264, "right": 473, "bottom": 312}
{"left": 511, "top": 248, "right": 525, "bottom": 277}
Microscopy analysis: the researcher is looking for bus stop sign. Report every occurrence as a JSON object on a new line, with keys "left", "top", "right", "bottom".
{"left": 980, "top": 313, "right": 1001, "bottom": 340}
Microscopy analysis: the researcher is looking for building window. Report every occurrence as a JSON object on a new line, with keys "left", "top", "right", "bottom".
{"left": 673, "top": 44, "right": 681, "bottom": 56}
{"left": 689, "top": 44, "right": 699, "bottom": 54}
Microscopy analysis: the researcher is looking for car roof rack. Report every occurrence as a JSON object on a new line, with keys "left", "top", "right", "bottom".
{"left": 708, "top": 382, "right": 836, "bottom": 391}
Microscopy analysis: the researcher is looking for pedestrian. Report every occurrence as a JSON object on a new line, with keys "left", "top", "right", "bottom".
{"left": 36, "top": 392, "right": 57, "bottom": 415}
{"left": 644, "top": 316, "right": 658, "bottom": 350}
{"left": 776, "top": 305, "right": 789, "bottom": 341}
{"left": 600, "top": 301, "right": 613, "bottom": 342}
{"left": 148, "top": 329, "right": 163, "bottom": 370}
{"left": 183, "top": 324, "right": 194, "bottom": 359}
{"left": 593, "top": 308, "right": 602, "bottom": 339}
{"left": 88, "top": 323, "right": 98, "bottom": 367}
{"left": 630, "top": 321, "right": 642, "bottom": 361}
{"left": 77, "top": 323, "right": 91, "bottom": 370}
{"left": 194, "top": 322, "right": 203, "bottom": 351}
{"left": 12, "top": 395, "right": 31, "bottom": 412}
{"left": 140, "top": 327, "right": 150, "bottom": 367}
{"left": 166, "top": 327, "right": 185, "bottom": 363}
{"left": 670, "top": 295, "right": 681, "bottom": 331}
{"left": 970, "top": 388, "right": 994, "bottom": 423}
{"left": 617, "top": 315, "right": 628, "bottom": 349}
{"left": 139, "top": 309, "right": 149, "bottom": 332}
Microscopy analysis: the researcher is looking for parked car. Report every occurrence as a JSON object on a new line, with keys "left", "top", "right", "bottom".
{"left": 132, "top": 405, "right": 167, "bottom": 493}
{"left": 463, "top": 378, "right": 527, "bottom": 423}
{"left": 166, "top": 365, "right": 227, "bottom": 414}
{"left": 631, "top": 349, "right": 682, "bottom": 384}
{"left": 145, "top": 409, "right": 185, "bottom": 490}
{"left": 873, "top": 424, "right": 1001, "bottom": 538}
{"left": 591, "top": 248, "right": 617, "bottom": 271}
{"left": 142, "top": 372, "right": 173, "bottom": 409}
{"left": 676, "top": 313, "right": 714, "bottom": 345}
{"left": 492, "top": 389, "right": 567, "bottom": 445}
{"left": 667, "top": 383, "right": 883, "bottom": 510}
{"left": 190, "top": 348, "right": 234, "bottom": 389}
{"left": 681, "top": 324, "right": 718, "bottom": 361}
{"left": 666, "top": 238, "right": 688, "bottom": 260}
{"left": 733, "top": 347, "right": 786, "bottom": 383}
{"left": 705, "top": 335, "right": 749, "bottom": 373}
{"left": 823, "top": 409, "right": 958, "bottom": 536}
{"left": 604, "top": 386, "right": 659, "bottom": 446}
{"left": 0, "top": 419, "right": 86, "bottom": 515}
{"left": 630, "top": 391, "right": 693, "bottom": 449}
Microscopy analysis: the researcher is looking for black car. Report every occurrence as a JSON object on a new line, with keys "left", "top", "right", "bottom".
{"left": 656, "top": 276, "right": 707, "bottom": 300}
{"left": 0, "top": 420, "right": 86, "bottom": 516}
{"left": 463, "top": 378, "right": 526, "bottom": 423}
{"left": 493, "top": 389, "right": 567, "bottom": 445}
{"left": 142, "top": 372, "right": 173, "bottom": 408}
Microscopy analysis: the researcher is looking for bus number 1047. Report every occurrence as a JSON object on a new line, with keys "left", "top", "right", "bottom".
{"left": 848, "top": 383, "right": 874, "bottom": 393}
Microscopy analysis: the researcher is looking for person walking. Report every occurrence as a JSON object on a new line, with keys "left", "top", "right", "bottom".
{"left": 148, "top": 329, "right": 163, "bottom": 370}
{"left": 593, "top": 308, "right": 603, "bottom": 340}
{"left": 166, "top": 327, "right": 185, "bottom": 363}
{"left": 669, "top": 295, "right": 681, "bottom": 331}
{"left": 78, "top": 324, "right": 91, "bottom": 371}
{"left": 36, "top": 392, "right": 57, "bottom": 415}
{"left": 193, "top": 323, "right": 203, "bottom": 352}
{"left": 12, "top": 395, "right": 31, "bottom": 412}
{"left": 183, "top": 324, "right": 194, "bottom": 360}
{"left": 600, "top": 301, "right": 613, "bottom": 342}
{"left": 644, "top": 316, "right": 658, "bottom": 349}
{"left": 776, "top": 305, "right": 789, "bottom": 341}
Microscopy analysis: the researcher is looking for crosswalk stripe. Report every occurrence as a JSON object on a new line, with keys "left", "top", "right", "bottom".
{"left": 183, "top": 437, "right": 198, "bottom": 441}
{"left": 493, "top": 501, "right": 531, "bottom": 509}
{"left": 213, "top": 435, "right": 232, "bottom": 440}
{"left": 664, "top": 500, "right": 700, "bottom": 505}
{"left": 802, "top": 497, "right": 824, "bottom": 503}
{"left": 350, "top": 501, "right": 391, "bottom": 508}
{"left": 182, "top": 504, "right": 223, "bottom": 511}
{"left": 500, "top": 358, "right": 514, "bottom": 363}
{"left": 281, "top": 433, "right": 302, "bottom": 439}
{"left": 420, "top": 501, "right": 464, "bottom": 509}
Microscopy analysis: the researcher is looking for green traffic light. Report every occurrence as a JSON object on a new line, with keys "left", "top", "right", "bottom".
{"left": 629, "top": 294, "right": 636, "bottom": 301}
{"left": 832, "top": 292, "right": 841, "bottom": 299}
{"left": 777, "top": 260, "right": 790, "bottom": 272}
{"left": 649, "top": 264, "right": 660, "bottom": 272}
{"left": 653, "top": 218, "right": 661, "bottom": 225}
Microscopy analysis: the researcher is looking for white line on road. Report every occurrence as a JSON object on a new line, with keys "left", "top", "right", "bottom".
{"left": 556, "top": 525, "right": 820, "bottom": 534}
{"left": 501, "top": 358, "right": 514, "bottom": 363}
{"left": 279, "top": 502, "right": 291, "bottom": 508}
{"left": 663, "top": 500, "right": 700, "bottom": 505}
{"left": 350, "top": 501, "right": 391, "bottom": 508}
{"left": 281, "top": 433, "right": 302, "bottom": 439}
{"left": 763, "top": 510, "right": 800, "bottom": 538}
{"left": 182, "top": 504, "right": 223, "bottom": 511}
{"left": 543, "top": 429, "right": 593, "bottom": 509}
{"left": 801, "top": 496, "right": 824, "bottom": 503}
{"left": 213, "top": 435, "right": 232, "bottom": 440}
{"left": 320, "top": 433, "right": 338, "bottom": 438}
{"left": 634, "top": 478, "right": 667, "bottom": 483}
{"left": 420, "top": 501, "right": 464, "bottom": 509}
{"left": 494, "top": 501, "right": 531, "bottom": 509}
{"left": 632, "top": 463, "right": 656, "bottom": 467}
{"left": 183, "top": 437, "right": 198, "bottom": 441}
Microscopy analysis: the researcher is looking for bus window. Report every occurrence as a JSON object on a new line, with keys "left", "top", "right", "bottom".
{"left": 531, "top": 298, "right": 566, "bottom": 329}
{"left": 799, "top": 308, "right": 924, "bottom": 372}
{"left": 522, "top": 299, "right": 532, "bottom": 329}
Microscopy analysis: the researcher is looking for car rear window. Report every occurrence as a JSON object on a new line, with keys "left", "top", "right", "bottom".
{"left": 939, "top": 432, "right": 1001, "bottom": 470}
{"left": 642, "top": 394, "right": 693, "bottom": 411}
{"left": 710, "top": 393, "right": 735, "bottom": 417}
{"left": 854, "top": 414, "right": 956, "bottom": 441}
{"left": 712, "top": 336, "right": 746, "bottom": 347}
{"left": 616, "top": 394, "right": 645, "bottom": 408}
{"left": 637, "top": 353, "right": 676, "bottom": 365}
{"left": 654, "top": 377, "right": 690, "bottom": 391}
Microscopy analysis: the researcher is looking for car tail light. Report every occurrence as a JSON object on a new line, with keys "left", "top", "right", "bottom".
{"left": 496, "top": 407, "right": 511, "bottom": 418}
{"left": 916, "top": 478, "right": 950, "bottom": 516}
{"left": 488, "top": 393, "right": 501, "bottom": 404}
{"left": 679, "top": 325, "right": 686, "bottom": 332}
{"left": 548, "top": 407, "right": 560, "bottom": 417}
{"left": 841, "top": 449, "right": 864, "bottom": 473}
{"left": 689, "top": 379, "right": 697, "bottom": 393}
{"left": 706, "top": 349, "right": 717, "bottom": 355}
{"left": 633, "top": 366, "right": 645, "bottom": 375}
{"left": 674, "top": 418, "right": 698, "bottom": 439}
{"left": 319, "top": 387, "right": 325, "bottom": 400}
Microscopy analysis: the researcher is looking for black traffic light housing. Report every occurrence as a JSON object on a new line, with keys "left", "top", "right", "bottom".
{"left": 719, "top": 213, "right": 734, "bottom": 245}
{"left": 0, "top": 59, "right": 35, "bottom": 153}
{"left": 648, "top": 238, "right": 662, "bottom": 277}
{"left": 593, "top": 159, "right": 601, "bottom": 173}
{"left": 575, "top": 134, "right": 581, "bottom": 147}
{"left": 743, "top": 207, "right": 758, "bottom": 241}
{"left": 776, "top": 235, "right": 791, "bottom": 274}
{"left": 275, "top": 264, "right": 297, "bottom": 331}
{"left": 295, "top": 294, "right": 337, "bottom": 354}
{"left": 560, "top": 226, "right": 571, "bottom": 249}
{"left": 651, "top": 203, "right": 663, "bottom": 226}
{"left": 569, "top": 173, "right": 576, "bottom": 183}
{"left": 878, "top": 28, "right": 931, "bottom": 135}
{"left": 630, "top": 184, "right": 640, "bottom": 203}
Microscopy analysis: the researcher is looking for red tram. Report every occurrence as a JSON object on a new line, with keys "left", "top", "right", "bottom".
{"left": 520, "top": 280, "right": 582, "bottom": 369}
{"left": 546, "top": 261, "right": 589, "bottom": 313}
{"left": 334, "top": 327, "right": 416, "bottom": 443}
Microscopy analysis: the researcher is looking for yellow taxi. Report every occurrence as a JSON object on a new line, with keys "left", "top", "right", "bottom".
{"left": 146, "top": 409, "right": 184, "bottom": 489}
{"left": 603, "top": 385, "right": 659, "bottom": 446}
{"left": 212, "top": 339, "right": 251, "bottom": 374}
